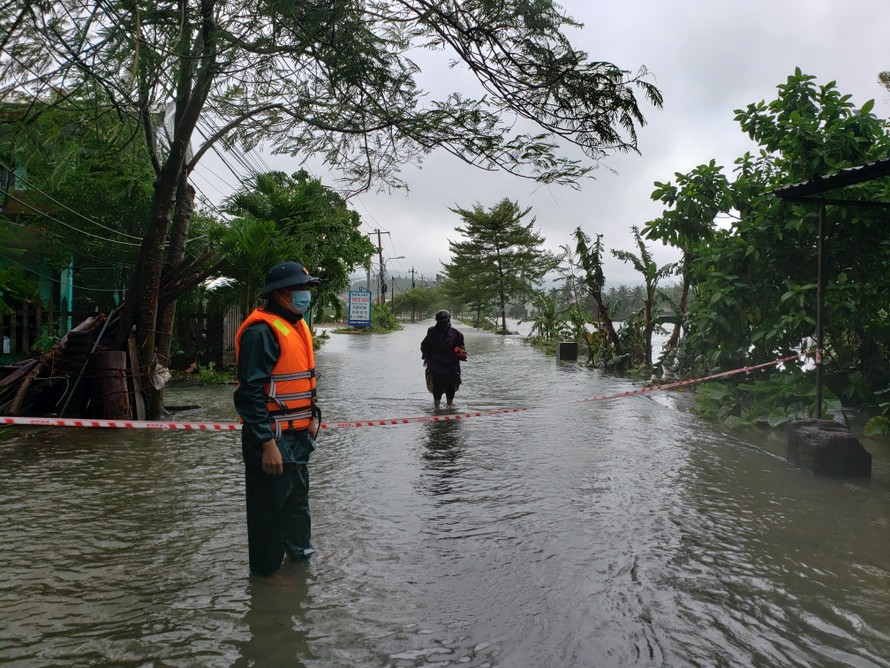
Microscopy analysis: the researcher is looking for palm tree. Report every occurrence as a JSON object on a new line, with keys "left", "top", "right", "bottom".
{"left": 528, "top": 292, "right": 564, "bottom": 341}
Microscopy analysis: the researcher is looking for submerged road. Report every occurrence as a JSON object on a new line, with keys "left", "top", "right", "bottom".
{"left": 1, "top": 320, "right": 888, "bottom": 667}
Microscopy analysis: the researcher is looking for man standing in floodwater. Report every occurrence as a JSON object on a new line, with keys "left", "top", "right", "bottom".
{"left": 234, "top": 261, "right": 321, "bottom": 576}
{"left": 421, "top": 309, "right": 467, "bottom": 409}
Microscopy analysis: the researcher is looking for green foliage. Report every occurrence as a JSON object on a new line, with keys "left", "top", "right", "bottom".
{"left": 693, "top": 370, "right": 841, "bottom": 428}
{"left": 527, "top": 292, "right": 567, "bottom": 342}
{"left": 670, "top": 71, "right": 890, "bottom": 409}
{"left": 3, "top": 0, "right": 662, "bottom": 190}
{"left": 444, "top": 198, "right": 557, "bottom": 334}
{"left": 646, "top": 160, "right": 732, "bottom": 250}
{"left": 864, "top": 417, "right": 890, "bottom": 436}
{"left": 210, "top": 170, "right": 376, "bottom": 319}
{"left": 611, "top": 226, "right": 675, "bottom": 367}
{"left": 173, "top": 361, "right": 234, "bottom": 385}
{"left": 644, "top": 160, "right": 733, "bottom": 352}
{"left": 863, "top": 386, "right": 890, "bottom": 436}
{"left": 0, "top": 265, "right": 40, "bottom": 313}
{"left": 569, "top": 227, "right": 625, "bottom": 364}
{"left": 195, "top": 361, "right": 232, "bottom": 385}
{"left": 596, "top": 284, "right": 681, "bottom": 323}
{"left": 370, "top": 302, "right": 400, "bottom": 332}
{"left": 0, "top": 99, "right": 154, "bottom": 309}
{"left": 207, "top": 217, "right": 295, "bottom": 317}
{"left": 391, "top": 285, "right": 446, "bottom": 321}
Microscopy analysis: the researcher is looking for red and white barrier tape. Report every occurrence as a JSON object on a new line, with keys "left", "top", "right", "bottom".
{"left": 0, "top": 353, "right": 805, "bottom": 431}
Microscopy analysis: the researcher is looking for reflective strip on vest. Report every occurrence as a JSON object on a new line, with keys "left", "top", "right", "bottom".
{"left": 272, "top": 390, "right": 317, "bottom": 402}
{"left": 274, "top": 370, "right": 316, "bottom": 381}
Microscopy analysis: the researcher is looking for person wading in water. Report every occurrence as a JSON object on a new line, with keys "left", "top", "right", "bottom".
{"left": 234, "top": 261, "right": 321, "bottom": 576}
{"left": 420, "top": 310, "right": 467, "bottom": 409}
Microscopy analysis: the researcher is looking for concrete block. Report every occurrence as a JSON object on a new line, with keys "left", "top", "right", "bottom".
{"left": 557, "top": 341, "right": 578, "bottom": 361}
{"left": 786, "top": 419, "right": 871, "bottom": 478}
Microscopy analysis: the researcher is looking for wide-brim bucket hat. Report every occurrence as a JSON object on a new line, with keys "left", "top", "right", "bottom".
{"left": 260, "top": 261, "right": 321, "bottom": 295}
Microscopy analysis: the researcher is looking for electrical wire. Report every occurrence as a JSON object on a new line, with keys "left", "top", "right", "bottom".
{"left": 0, "top": 160, "right": 144, "bottom": 241}
{"left": 0, "top": 187, "right": 142, "bottom": 247}
{"left": 1, "top": 218, "right": 134, "bottom": 266}
{"left": 0, "top": 253, "right": 127, "bottom": 293}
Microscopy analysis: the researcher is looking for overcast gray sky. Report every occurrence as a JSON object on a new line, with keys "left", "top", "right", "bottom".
{"left": 192, "top": 0, "right": 890, "bottom": 288}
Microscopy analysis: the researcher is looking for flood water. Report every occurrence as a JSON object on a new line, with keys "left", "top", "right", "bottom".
{"left": 2, "top": 320, "right": 889, "bottom": 667}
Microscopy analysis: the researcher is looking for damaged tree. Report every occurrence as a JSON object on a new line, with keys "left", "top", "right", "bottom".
{"left": 0, "top": 253, "right": 223, "bottom": 419}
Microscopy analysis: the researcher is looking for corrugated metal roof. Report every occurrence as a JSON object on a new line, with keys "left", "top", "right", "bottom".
{"left": 772, "top": 157, "right": 890, "bottom": 200}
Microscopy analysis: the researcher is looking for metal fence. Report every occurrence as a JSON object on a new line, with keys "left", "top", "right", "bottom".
{"left": 0, "top": 302, "right": 97, "bottom": 355}
{"left": 1, "top": 302, "right": 241, "bottom": 367}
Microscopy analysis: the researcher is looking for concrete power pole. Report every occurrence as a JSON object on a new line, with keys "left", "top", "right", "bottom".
{"left": 370, "top": 229, "right": 390, "bottom": 305}
{"left": 410, "top": 267, "right": 416, "bottom": 322}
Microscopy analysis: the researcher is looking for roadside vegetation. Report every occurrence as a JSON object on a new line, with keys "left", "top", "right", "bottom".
{"left": 437, "top": 71, "right": 890, "bottom": 431}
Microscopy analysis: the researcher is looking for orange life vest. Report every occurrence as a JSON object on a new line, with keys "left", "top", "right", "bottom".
{"left": 235, "top": 308, "right": 316, "bottom": 435}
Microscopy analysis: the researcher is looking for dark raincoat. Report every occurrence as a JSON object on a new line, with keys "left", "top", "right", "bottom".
{"left": 421, "top": 323, "right": 465, "bottom": 399}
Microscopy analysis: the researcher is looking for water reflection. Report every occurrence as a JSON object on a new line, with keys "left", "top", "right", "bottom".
{"left": 234, "top": 567, "right": 313, "bottom": 668}
{"left": 420, "top": 418, "right": 468, "bottom": 500}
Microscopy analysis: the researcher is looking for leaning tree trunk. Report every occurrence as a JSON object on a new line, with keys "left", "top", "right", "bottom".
{"left": 155, "top": 172, "right": 196, "bottom": 377}
{"left": 136, "top": 165, "right": 181, "bottom": 419}
{"left": 592, "top": 291, "right": 623, "bottom": 358}
{"left": 644, "top": 295, "right": 654, "bottom": 368}
{"left": 665, "top": 265, "right": 691, "bottom": 352}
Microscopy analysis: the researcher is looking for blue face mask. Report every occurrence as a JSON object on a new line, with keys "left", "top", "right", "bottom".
{"left": 291, "top": 290, "right": 311, "bottom": 314}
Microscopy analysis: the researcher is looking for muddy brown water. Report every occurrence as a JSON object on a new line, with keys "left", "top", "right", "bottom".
{"left": 1, "top": 321, "right": 889, "bottom": 667}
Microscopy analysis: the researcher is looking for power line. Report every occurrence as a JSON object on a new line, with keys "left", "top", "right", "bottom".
{"left": 0, "top": 160, "right": 144, "bottom": 241}
{"left": 0, "top": 186, "right": 142, "bottom": 246}
{"left": 0, "top": 253, "right": 127, "bottom": 293}
{"left": 354, "top": 195, "right": 382, "bottom": 236}
{"left": 4, "top": 221, "right": 136, "bottom": 269}
{"left": 386, "top": 235, "right": 408, "bottom": 273}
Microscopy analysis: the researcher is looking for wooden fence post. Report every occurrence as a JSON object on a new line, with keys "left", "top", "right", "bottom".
{"left": 10, "top": 307, "right": 17, "bottom": 353}
{"left": 127, "top": 336, "right": 146, "bottom": 420}
{"left": 21, "top": 300, "right": 29, "bottom": 353}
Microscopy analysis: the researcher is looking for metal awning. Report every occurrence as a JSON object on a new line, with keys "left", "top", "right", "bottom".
{"left": 772, "top": 157, "right": 890, "bottom": 207}
{"left": 770, "top": 157, "right": 890, "bottom": 417}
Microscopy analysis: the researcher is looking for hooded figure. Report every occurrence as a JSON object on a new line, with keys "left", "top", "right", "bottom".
{"left": 420, "top": 310, "right": 467, "bottom": 409}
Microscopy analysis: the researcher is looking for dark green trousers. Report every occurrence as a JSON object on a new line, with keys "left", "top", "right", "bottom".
{"left": 244, "top": 461, "right": 312, "bottom": 576}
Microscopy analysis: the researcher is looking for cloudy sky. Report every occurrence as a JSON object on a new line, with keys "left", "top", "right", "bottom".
{"left": 192, "top": 0, "right": 890, "bottom": 288}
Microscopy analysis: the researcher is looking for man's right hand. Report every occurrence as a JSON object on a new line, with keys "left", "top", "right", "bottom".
{"left": 261, "top": 439, "right": 283, "bottom": 475}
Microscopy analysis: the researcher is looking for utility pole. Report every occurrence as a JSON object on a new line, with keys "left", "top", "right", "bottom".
{"left": 410, "top": 267, "right": 416, "bottom": 322}
{"left": 369, "top": 229, "right": 390, "bottom": 305}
